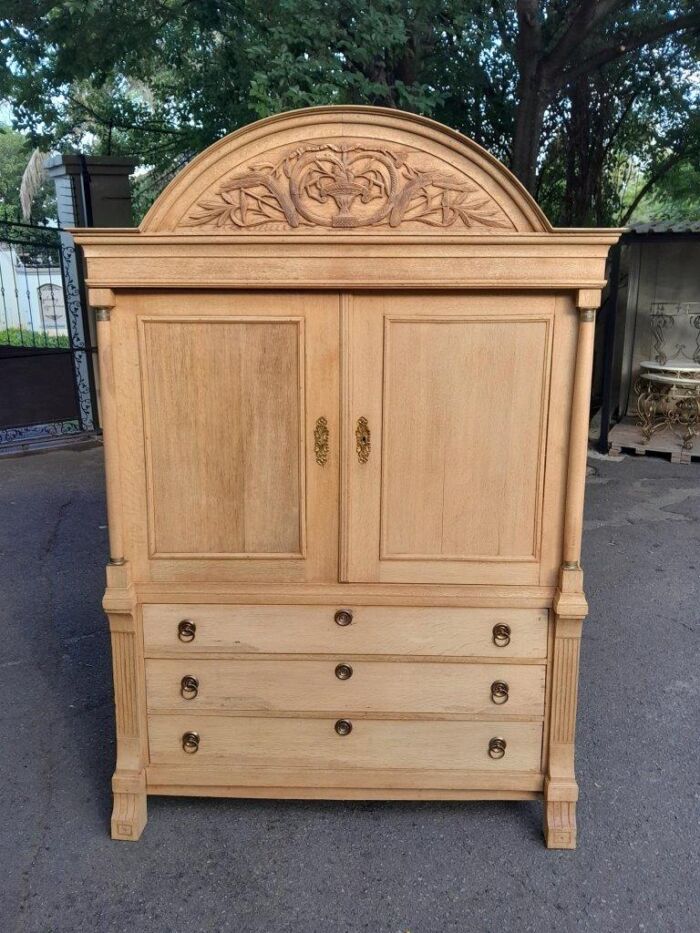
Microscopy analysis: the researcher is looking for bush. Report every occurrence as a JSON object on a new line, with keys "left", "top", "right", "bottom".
{"left": 1, "top": 326, "right": 69, "bottom": 348}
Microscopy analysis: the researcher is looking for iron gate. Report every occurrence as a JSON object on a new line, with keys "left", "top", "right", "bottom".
{"left": 0, "top": 218, "right": 97, "bottom": 446}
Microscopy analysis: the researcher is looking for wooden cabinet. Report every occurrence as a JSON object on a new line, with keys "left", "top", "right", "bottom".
{"left": 75, "top": 106, "right": 619, "bottom": 848}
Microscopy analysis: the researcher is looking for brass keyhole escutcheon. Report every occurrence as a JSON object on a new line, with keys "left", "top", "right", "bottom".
{"left": 490, "top": 681, "right": 509, "bottom": 704}
{"left": 335, "top": 663, "right": 353, "bottom": 681}
{"left": 182, "top": 731, "right": 200, "bottom": 754}
{"left": 314, "top": 416, "right": 329, "bottom": 466}
{"left": 334, "top": 609, "right": 353, "bottom": 626}
{"left": 488, "top": 737, "right": 506, "bottom": 760}
{"left": 335, "top": 719, "right": 353, "bottom": 736}
{"left": 178, "top": 619, "right": 196, "bottom": 643}
{"left": 181, "top": 675, "right": 199, "bottom": 700}
{"left": 492, "top": 623, "right": 511, "bottom": 648}
{"left": 356, "top": 417, "right": 371, "bottom": 463}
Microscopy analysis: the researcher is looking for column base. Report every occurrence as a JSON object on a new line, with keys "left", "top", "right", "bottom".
{"left": 544, "top": 798, "right": 577, "bottom": 849}
{"left": 111, "top": 770, "right": 147, "bottom": 841}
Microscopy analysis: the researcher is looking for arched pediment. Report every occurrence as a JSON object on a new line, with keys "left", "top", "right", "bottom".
{"left": 141, "top": 107, "right": 552, "bottom": 235}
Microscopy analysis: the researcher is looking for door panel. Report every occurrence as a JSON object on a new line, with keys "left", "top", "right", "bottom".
{"left": 113, "top": 291, "right": 339, "bottom": 583}
{"left": 142, "top": 318, "right": 302, "bottom": 557}
{"left": 382, "top": 317, "right": 547, "bottom": 559}
{"left": 343, "top": 293, "right": 558, "bottom": 584}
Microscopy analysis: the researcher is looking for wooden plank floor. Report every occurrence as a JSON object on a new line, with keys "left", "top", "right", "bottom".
{"left": 608, "top": 417, "right": 700, "bottom": 463}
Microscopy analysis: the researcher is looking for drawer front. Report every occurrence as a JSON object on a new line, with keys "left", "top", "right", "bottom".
{"left": 149, "top": 715, "right": 544, "bottom": 772}
{"left": 142, "top": 605, "right": 548, "bottom": 658}
{"left": 146, "top": 658, "right": 546, "bottom": 717}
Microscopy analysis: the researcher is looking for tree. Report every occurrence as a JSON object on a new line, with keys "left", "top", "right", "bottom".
{"left": 1, "top": 1, "right": 697, "bottom": 224}
{"left": 620, "top": 132, "right": 700, "bottom": 224}
{"left": 509, "top": 1, "right": 700, "bottom": 192}
{"left": 535, "top": 41, "right": 700, "bottom": 225}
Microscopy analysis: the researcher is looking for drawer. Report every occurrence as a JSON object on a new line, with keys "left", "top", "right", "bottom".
{"left": 146, "top": 658, "right": 546, "bottom": 717}
{"left": 148, "top": 715, "right": 544, "bottom": 772}
{"left": 142, "top": 605, "right": 548, "bottom": 658}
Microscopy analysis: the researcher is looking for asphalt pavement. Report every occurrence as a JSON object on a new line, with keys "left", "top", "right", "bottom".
{"left": 1, "top": 445, "right": 698, "bottom": 932}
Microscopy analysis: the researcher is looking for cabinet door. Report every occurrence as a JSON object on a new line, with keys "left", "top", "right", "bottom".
{"left": 112, "top": 291, "right": 339, "bottom": 583}
{"left": 342, "top": 293, "right": 569, "bottom": 585}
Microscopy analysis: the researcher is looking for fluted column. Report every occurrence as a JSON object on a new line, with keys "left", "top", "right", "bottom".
{"left": 544, "top": 293, "right": 599, "bottom": 849}
{"left": 104, "top": 565, "right": 148, "bottom": 841}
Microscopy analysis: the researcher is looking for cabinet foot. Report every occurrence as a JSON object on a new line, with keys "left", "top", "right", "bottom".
{"left": 544, "top": 798, "right": 577, "bottom": 849}
{"left": 111, "top": 771, "right": 147, "bottom": 841}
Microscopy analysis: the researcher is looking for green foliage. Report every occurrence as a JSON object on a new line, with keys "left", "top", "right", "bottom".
{"left": 0, "top": 1, "right": 697, "bottom": 224}
{"left": 0, "top": 326, "right": 69, "bottom": 349}
{"left": 626, "top": 160, "right": 700, "bottom": 223}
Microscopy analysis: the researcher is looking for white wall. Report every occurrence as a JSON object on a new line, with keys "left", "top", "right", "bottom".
{"left": 0, "top": 244, "right": 68, "bottom": 340}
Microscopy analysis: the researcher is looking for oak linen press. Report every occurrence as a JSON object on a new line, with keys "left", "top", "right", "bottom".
{"left": 75, "top": 106, "right": 619, "bottom": 848}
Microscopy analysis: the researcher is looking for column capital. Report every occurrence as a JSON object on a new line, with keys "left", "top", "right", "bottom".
{"left": 576, "top": 287, "right": 602, "bottom": 312}
{"left": 89, "top": 286, "right": 116, "bottom": 309}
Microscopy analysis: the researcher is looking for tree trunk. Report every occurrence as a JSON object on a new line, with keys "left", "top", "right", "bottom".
{"left": 511, "top": 70, "right": 547, "bottom": 193}
{"left": 560, "top": 77, "right": 594, "bottom": 225}
{"left": 559, "top": 74, "right": 623, "bottom": 226}
{"left": 511, "top": 1, "right": 546, "bottom": 193}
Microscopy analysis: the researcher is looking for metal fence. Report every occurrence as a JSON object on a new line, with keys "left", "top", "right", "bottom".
{"left": 0, "top": 218, "right": 97, "bottom": 446}
{"left": 0, "top": 220, "right": 69, "bottom": 346}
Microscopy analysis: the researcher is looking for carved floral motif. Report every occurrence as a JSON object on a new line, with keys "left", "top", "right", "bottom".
{"left": 186, "top": 143, "right": 514, "bottom": 231}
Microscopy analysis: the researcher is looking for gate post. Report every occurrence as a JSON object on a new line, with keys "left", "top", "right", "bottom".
{"left": 45, "top": 156, "right": 137, "bottom": 430}
{"left": 45, "top": 155, "right": 137, "bottom": 228}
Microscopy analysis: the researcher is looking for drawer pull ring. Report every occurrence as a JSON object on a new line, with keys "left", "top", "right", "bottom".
{"left": 334, "top": 609, "right": 353, "bottom": 626}
{"left": 492, "top": 623, "right": 511, "bottom": 648}
{"left": 182, "top": 731, "right": 200, "bottom": 754}
{"left": 178, "top": 619, "right": 196, "bottom": 643}
{"left": 356, "top": 417, "right": 371, "bottom": 463}
{"left": 335, "top": 719, "right": 353, "bottom": 736}
{"left": 335, "top": 663, "right": 353, "bottom": 681}
{"left": 490, "top": 680, "right": 509, "bottom": 704}
{"left": 488, "top": 737, "right": 507, "bottom": 759}
{"left": 180, "top": 675, "right": 199, "bottom": 700}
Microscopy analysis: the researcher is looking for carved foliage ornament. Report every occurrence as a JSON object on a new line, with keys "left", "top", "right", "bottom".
{"left": 186, "top": 143, "right": 514, "bottom": 231}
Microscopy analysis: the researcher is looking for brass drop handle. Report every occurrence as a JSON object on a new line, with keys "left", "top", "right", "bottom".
{"left": 334, "top": 609, "right": 353, "bottom": 626}
{"left": 335, "top": 719, "right": 353, "bottom": 736}
{"left": 178, "top": 619, "right": 196, "bottom": 643}
{"left": 181, "top": 675, "right": 199, "bottom": 700}
{"left": 335, "top": 663, "right": 353, "bottom": 681}
{"left": 488, "top": 737, "right": 506, "bottom": 760}
{"left": 490, "top": 681, "right": 509, "bottom": 704}
{"left": 356, "top": 417, "right": 371, "bottom": 463}
{"left": 492, "top": 623, "right": 511, "bottom": 648}
{"left": 182, "top": 731, "right": 200, "bottom": 754}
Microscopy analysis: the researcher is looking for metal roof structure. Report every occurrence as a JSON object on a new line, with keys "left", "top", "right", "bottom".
{"left": 628, "top": 220, "right": 700, "bottom": 234}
